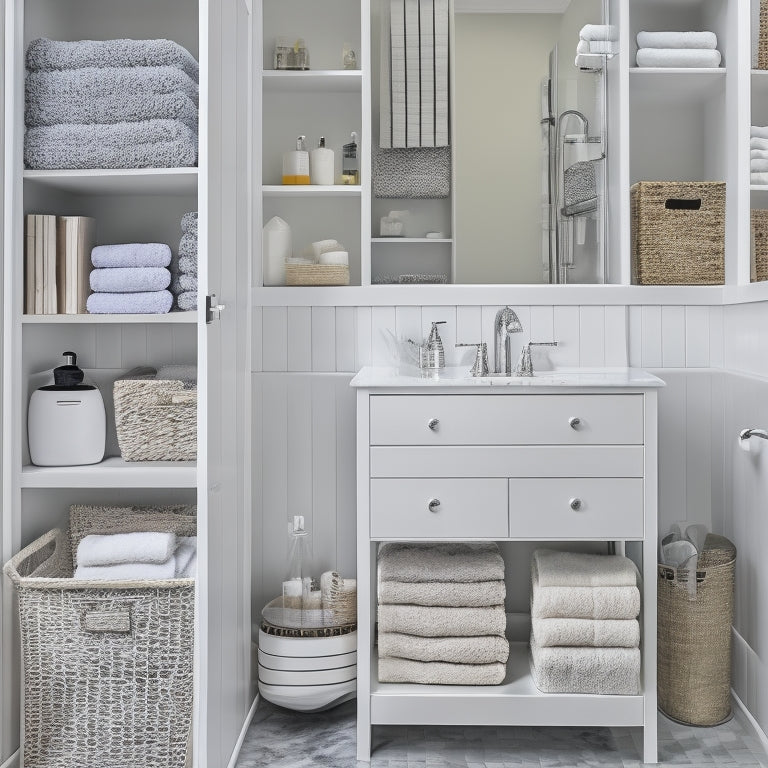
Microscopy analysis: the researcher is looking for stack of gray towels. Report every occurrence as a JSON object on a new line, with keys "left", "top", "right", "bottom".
{"left": 25, "top": 38, "right": 198, "bottom": 169}
{"left": 87, "top": 243, "right": 173, "bottom": 314}
{"left": 171, "top": 211, "right": 198, "bottom": 311}
{"left": 377, "top": 543, "right": 509, "bottom": 685}
{"left": 530, "top": 549, "right": 641, "bottom": 695}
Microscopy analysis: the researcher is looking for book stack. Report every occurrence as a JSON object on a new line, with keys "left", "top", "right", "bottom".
{"left": 25, "top": 215, "right": 95, "bottom": 314}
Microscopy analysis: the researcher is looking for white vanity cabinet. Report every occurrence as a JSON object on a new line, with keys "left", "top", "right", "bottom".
{"left": 352, "top": 368, "right": 664, "bottom": 765}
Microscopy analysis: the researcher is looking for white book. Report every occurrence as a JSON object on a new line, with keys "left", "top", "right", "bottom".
{"left": 390, "top": 0, "right": 407, "bottom": 148}
{"left": 57, "top": 216, "right": 95, "bottom": 314}
{"left": 25, "top": 215, "right": 36, "bottom": 314}
{"left": 434, "top": 0, "right": 449, "bottom": 146}
{"left": 379, "top": 0, "right": 392, "bottom": 148}
{"left": 405, "top": 0, "right": 421, "bottom": 147}
{"left": 34, "top": 214, "right": 44, "bottom": 314}
{"left": 420, "top": 0, "right": 435, "bottom": 147}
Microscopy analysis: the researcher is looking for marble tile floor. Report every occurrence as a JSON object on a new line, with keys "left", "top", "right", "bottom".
{"left": 237, "top": 699, "right": 768, "bottom": 768}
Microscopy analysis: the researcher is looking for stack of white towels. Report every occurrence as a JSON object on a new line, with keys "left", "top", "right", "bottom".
{"left": 25, "top": 38, "right": 199, "bottom": 170}
{"left": 635, "top": 31, "right": 721, "bottom": 69}
{"left": 576, "top": 24, "right": 617, "bottom": 69}
{"left": 74, "top": 531, "right": 196, "bottom": 580}
{"left": 171, "top": 211, "right": 198, "bottom": 311}
{"left": 751, "top": 127, "right": 768, "bottom": 186}
{"left": 530, "top": 549, "right": 641, "bottom": 695}
{"left": 377, "top": 542, "right": 509, "bottom": 685}
{"left": 87, "top": 243, "right": 173, "bottom": 314}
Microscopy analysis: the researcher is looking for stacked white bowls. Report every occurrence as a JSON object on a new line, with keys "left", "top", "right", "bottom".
{"left": 258, "top": 628, "right": 357, "bottom": 712}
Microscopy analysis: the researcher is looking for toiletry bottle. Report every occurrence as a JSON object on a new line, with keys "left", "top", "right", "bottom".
{"left": 342, "top": 131, "right": 359, "bottom": 185}
{"left": 310, "top": 137, "right": 335, "bottom": 185}
{"left": 282, "top": 135, "right": 310, "bottom": 185}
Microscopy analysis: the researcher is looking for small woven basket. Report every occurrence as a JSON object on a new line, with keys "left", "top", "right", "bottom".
{"left": 3, "top": 505, "right": 196, "bottom": 768}
{"left": 114, "top": 376, "right": 196, "bottom": 461}
{"left": 631, "top": 181, "right": 725, "bottom": 285}
{"left": 657, "top": 534, "right": 736, "bottom": 726}
{"left": 760, "top": 0, "right": 768, "bottom": 69}
{"left": 285, "top": 264, "right": 350, "bottom": 286}
{"left": 751, "top": 209, "right": 768, "bottom": 282}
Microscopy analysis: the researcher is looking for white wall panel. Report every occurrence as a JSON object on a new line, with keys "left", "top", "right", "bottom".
{"left": 371, "top": 306, "right": 395, "bottom": 366}
{"left": 262, "top": 306, "right": 288, "bottom": 371}
{"left": 252, "top": 306, "right": 263, "bottom": 373}
{"left": 604, "top": 306, "right": 628, "bottom": 367}
{"left": 335, "top": 307, "right": 357, "bottom": 373}
{"left": 578, "top": 306, "right": 605, "bottom": 367}
{"left": 395, "top": 306, "right": 423, "bottom": 348}
{"left": 287, "top": 307, "right": 312, "bottom": 372}
{"left": 660, "top": 306, "right": 685, "bottom": 368}
{"left": 628, "top": 305, "right": 642, "bottom": 367}
{"left": 640, "top": 306, "right": 662, "bottom": 368}
{"left": 709, "top": 305, "right": 724, "bottom": 369}
{"left": 311, "top": 307, "right": 336, "bottom": 372}
{"left": 94, "top": 326, "right": 123, "bottom": 369}
{"left": 685, "top": 306, "right": 710, "bottom": 367}
{"left": 456, "top": 306, "right": 482, "bottom": 346}
{"left": 355, "top": 306, "right": 372, "bottom": 368}
{"left": 551, "top": 306, "right": 579, "bottom": 367}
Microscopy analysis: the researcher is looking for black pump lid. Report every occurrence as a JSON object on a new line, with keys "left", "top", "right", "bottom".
{"left": 53, "top": 351, "right": 85, "bottom": 387}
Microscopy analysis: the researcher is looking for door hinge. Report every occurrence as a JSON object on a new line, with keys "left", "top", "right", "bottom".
{"left": 206, "top": 294, "right": 226, "bottom": 324}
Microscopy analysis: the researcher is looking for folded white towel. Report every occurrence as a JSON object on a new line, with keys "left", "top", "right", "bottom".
{"left": 74, "top": 559, "right": 177, "bottom": 581}
{"left": 577, "top": 39, "right": 589, "bottom": 54}
{"left": 378, "top": 542, "right": 504, "bottom": 583}
{"left": 534, "top": 549, "right": 638, "bottom": 588}
{"left": 530, "top": 637, "right": 641, "bottom": 694}
{"left": 752, "top": 138, "right": 768, "bottom": 151}
{"left": 636, "top": 31, "right": 717, "bottom": 50}
{"left": 753, "top": 160, "right": 768, "bottom": 172}
{"left": 378, "top": 604, "right": 507, "bottom": 637}
{"left": 182, "top": 552, "right": 197, "bottom": 578}
{"left": 753, "top": 126, "right": 768, "bottom": 139}
{"left": 589, "top": 41, "right": 616, "bottom": 55}
{"left": 378, "top": 579, "right": 506, "bottom": 607}
{"left": 752, "top": 150, "right": 768, "bottom": 160}
{"left": 575, "top": 53, "right": 604, "bottom": 70}
{"left": 378, "top": 656, "right": 506, "bottom": 685}
{"left": 77, "top": 531, "right": 176, "bottom": 567}
{"left": 531, "top": 617, "right": 640, "bottom": 648}
{"left": 175, "top": 536, "right": 197, "bottom": 577}
{"left": 378, "top": 632, "right": 509, "bottom": 664}
{"left": 579, "top": 24, "right": 617, "bottom": 42}
{"left": 752, "top": 172, "right": 768, "bottom": 186}
{"left": 635, "top": 48, "right": 721, "bottom": 68}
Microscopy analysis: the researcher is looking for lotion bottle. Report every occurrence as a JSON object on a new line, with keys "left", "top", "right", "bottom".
{"left": 282, "top": 135, "right": 310, "bottom": 185}
{"left": 310, "top": 137, "right": 335, "bottom": 185}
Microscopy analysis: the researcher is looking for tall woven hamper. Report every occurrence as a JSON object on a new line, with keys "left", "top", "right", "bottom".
{"left": 3, "top": 505, "right": 196, "bottom": 768}
{"left": 760, "top": 0, "right": 768, "bottom": 70}
{"left": 631, "top": 181, "right": 725, "bottom": 285}
{"left": 657, "top": 534, "right": 736, "bottom": 726}
{"left": 752, "top": 209, "right": 768, "bottom": 282}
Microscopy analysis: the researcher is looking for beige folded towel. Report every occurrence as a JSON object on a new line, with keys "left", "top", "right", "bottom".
{"left": 532, "top": 618, "right": 639, "bottom": 648}
{"left": 378, "top": 542, "right": 504, "bottom": 583}
{"left": 378, "top": 579, "right": 506, "bottom": 607}
{"left": 378, "top": 656, "right": 506, "bottom": 685}
{"left": 378, "top": 632, "right": 509, "bottom": 664}
{"left": 533, "top": 549, "right": 638, "bottom": 588}
{"left": 530, "top": 637, "right": 640, "bottom": 695}
{"left": 378, "top": 604, "right": 507, "bottom": 637}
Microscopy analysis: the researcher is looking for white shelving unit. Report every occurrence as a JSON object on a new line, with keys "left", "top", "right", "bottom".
{"left": 22, "top": 312, "right": 199, "bottom": 324}
{"left": 22, "top": 168, "right": 199, "bottom": 194}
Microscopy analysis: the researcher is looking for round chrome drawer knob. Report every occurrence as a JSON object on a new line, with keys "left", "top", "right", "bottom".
{"left": 569, "top": 498, "right": 582, "bottom": 511}
{"left": 428, "top": 418, "right": 440, "bottom": 431}
{"left": 569, "top": 417, "right": 581, "bottom": 429}
{"left": 428, "top": 498, "right": 441, "bottom": 512}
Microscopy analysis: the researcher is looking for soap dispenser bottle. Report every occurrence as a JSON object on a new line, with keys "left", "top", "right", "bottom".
{"left": 28, "top": 351, "right": 106, "bottom": 466}
{"left": 282, "top": 135, "right": 310, "bottom": 185}
{"left": 310, "top": 137, "right": 335, "bottom": 185}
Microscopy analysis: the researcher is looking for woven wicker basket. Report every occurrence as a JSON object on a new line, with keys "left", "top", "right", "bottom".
{"left": 631, "top": 181, "right": 725, "bottom": 285}
{"left": 760, "top": 0, "right": 768, "bottom": 69}
{"left": 657, "top": 534, "right": 736, "bottom": 727}
{"left": 114, "top": 376, "right": 196, "bottom": 461}
{"left": 285, "top": 263, "right": 350, "bottom": 286}
{"left": 3, "top": 505, "right": 196, "bottom": 768}
{"left": 752, "top": 209, "right": 768, "bottom": 282}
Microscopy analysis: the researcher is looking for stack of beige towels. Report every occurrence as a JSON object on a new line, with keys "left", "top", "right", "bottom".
{"left": 377, "top": 542, "right": 509, "bottom": 685}
{"left": 530, "top": 549, "right": 641, "bottom": 695}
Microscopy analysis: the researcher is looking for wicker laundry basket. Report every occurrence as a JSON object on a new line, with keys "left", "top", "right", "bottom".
{"left": 657, "top": 534, "right": 736, "bottom": 726}
{"left": 752, "top": 209, "right": 768, "bottom": 282}
{"left": 114, "top": 371, "right": 196, "bottom": 461}
{"left": 3, "top": 505, "right": 196, "bottom": 768}
{"left": 760, "top": 0, "right": 768, "bottom": 69}
{"left": 631, "top": 181, "right": 725, "bottom": 285}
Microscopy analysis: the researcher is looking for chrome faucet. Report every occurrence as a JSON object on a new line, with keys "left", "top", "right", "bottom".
{"left": 517, "top": 341, "right": 559, "bottom": 377}
{"left": 494, "top": 307, "right": 523, "bottom": 375}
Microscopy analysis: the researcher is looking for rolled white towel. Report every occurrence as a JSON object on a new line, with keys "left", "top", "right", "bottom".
{"left": 636, "top": 31, "right": 717, "bottom": 50}
{"left": 752, "top": 137, "right": 768, "bottom": 151}
{"left": 77, "top": 531, "right": 175, "bottom": 567}
{"left": 635, "top": 48, "right": 721, "bottom": 68}
{"left": 752, "top": 126, "right": 768, "bottom": 139}
{"left": 579, "top": 24, "right": 617, "bottom": 42}
{"left": 74, "top": 559, "right": 177, "bottom": 581}
{"left": 752, "top": 172, "right": 768, "bottom": 186}
{"left": 752, "top": 159, "right": 768, "bottom": 172}
{"left": 752, "top": 149, "right": 768, "bottom": 160}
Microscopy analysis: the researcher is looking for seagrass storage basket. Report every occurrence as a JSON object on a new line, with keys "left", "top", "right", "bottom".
{"left": 751, "top": 209, "right": 768, "bottom": 282}
{"left": 760, "top": 0, "right": 768, "bottom": 69}
{"left": 285, "top": 263, "right": 350, "bottom": 286}
{"left": 657, "top": 534, "right": 736, "bottom": 726}
{"left": 631, "top": 181, "right": 725, "bottom": 285}
{"left": 114, "top": 369, "right": 196, "bottom": 461}
{"left": 3, "top": 504, "right": 196, "bottom": 768}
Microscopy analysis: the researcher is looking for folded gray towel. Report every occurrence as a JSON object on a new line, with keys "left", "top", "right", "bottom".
{"left": 178, "top": 254, "right": 197, "bottom": 274}
{"left": 378, "top": 579, "right": 506, "bottom": 607}
{"left": 533, "top": 549, "right": 638, "bottom": 588}
{"left": 171, "top": 273, "right": 197, "bottom": 295}
{"left": 377, "top": 604, "right": 507, "bottom": 637}
{"left": 90, "top": 267, "right": 171, "bottom": 293}
{"left": 86, "top": 290, "right": 173, "bottom": 314}
{"left": 179, "top": 232, "right": 198, "bottom": 259}
{"left": 181, "top": 211, "right": 198, "bottom": 234}
{"left": 92, "top": 243, "right": 171, "bottom": 269}
{"left": 378, "top": 656, "right": 506, "bottom": 685}
{"left": 25, "top": 120, "right": 197, "bottom": 170}
{"left": 177, "top": 291, "right": 197, "bottom": 311}
{"left": 531, "top": 618, "right": 640, "bottom": 648}
{"left": 26, "top": 38, "right": 199, "bottom": 82}
{"left": 378, "top": 633, "right": 509, "bottom": 664}
{"left": 378, "top": 542, "right": 504, "bottom": 583}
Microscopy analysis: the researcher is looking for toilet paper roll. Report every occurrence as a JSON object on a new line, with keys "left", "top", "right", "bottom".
{"left": 283, "top": 579, "right": 302, "bottom": 597}
{"left": 319, "top": 250, "right": 349, "bottom": 266}
{"left": 312, "top": 239, "right": 340, "bottom": 259}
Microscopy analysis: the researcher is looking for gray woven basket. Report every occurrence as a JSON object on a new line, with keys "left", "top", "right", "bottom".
{"left": 114, "top": 377, "right": 197, "bottom": 461}
{"left": 3, "top": 505, "right": 196, "bottom": 768}
{"left": 631, "top": 181, "right": 725, "bottom": 285}
{"left": 657, "top": 534, "right": 736, "bottom": 727}
{"left": 752, "top": 209, "right": 768, "bottom": 282}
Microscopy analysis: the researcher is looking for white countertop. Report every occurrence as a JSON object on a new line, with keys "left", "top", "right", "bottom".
{"left": 350, "top": 366, "right": 666, "bottom": 389}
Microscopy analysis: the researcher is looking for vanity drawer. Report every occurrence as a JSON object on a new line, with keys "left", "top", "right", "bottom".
{"left": 369, "top": 395, "right": 643, "bottom": 446}
{"left": 509, "top": 478, "right": 644, "bottom": 539}
{"left": 370, "top": 478, "right": 508, "bottom": 538}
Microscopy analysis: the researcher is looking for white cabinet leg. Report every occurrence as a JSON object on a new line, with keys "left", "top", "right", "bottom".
{"left": 356, "top": 717, "right": 372, "bottom": 761}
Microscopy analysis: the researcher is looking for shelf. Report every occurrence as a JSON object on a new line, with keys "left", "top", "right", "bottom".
{"left": 262, "top": 185, "right": 361, "bottom": 198}
{"left": 22, "top": 312, "right": 198, "bottom": 324}
{"left": 629, "top": 68, "right": 726, "bottom": 100}
{"left": 262, "top": 70, "right": 362, "bottom": 93}
{"left": 21, "top": 456, "right": 197, "bottom": 488}
{"left": 371, "top": 238, "right": 453, "bottom": 244}
{"left": 370, "top": 642, "right": 644, "bottom": 728}
{"left": 23, "top": 168, "right": 198, "bottom": 195}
